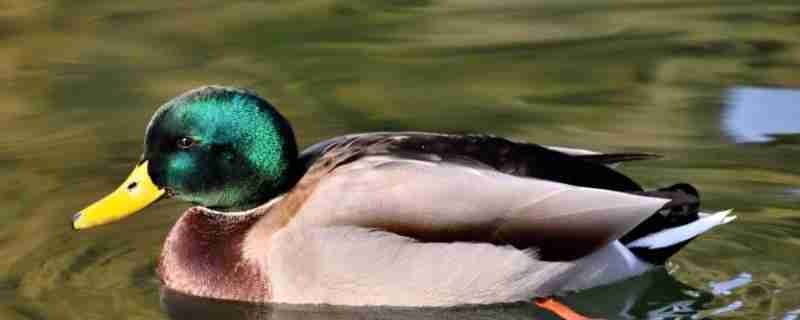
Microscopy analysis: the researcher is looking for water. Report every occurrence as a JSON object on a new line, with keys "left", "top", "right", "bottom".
{"left": 2, "top": 1, "right": 800, "bottom": 319}
{"left": 723, "top": 87, "right": 800, "bottom": 143}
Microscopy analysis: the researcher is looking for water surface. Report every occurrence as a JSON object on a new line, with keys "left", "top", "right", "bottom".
{"left": 2, "top": 1, "right": 800, "bottom": 319}
{"left": 723, "top": 87, "right": 800, "bottom": 142}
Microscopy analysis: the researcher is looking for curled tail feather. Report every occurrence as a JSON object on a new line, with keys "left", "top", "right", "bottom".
{"left": 621, "top": 184, "right": 734, "bottom": 265}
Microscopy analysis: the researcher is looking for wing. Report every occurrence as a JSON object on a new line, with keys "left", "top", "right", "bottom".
{"left": 298, "top": 132, "right": 652, "bottom": 193}
{"left": 288, "top": 154, "right": 670, "bottom": 261}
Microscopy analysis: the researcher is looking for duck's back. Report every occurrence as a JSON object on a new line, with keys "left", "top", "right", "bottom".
{"left": 298, "top": 132, "right": 651, "bottom": 192}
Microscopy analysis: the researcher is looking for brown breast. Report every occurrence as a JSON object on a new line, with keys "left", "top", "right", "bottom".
{"left": 157, "top": 207, "right": 271, "bottom": 303}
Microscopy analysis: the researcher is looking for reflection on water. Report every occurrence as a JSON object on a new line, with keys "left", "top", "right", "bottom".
{"left": 723, "top": 87, "right": 800, "bottom": 143}
{"left": 704, "top": 300, "right": 743, "bottom": 319}
{"left": 784, "top": 308, "right": 800, "bottom": 320}
{"left": 709, "top": 273, "right": 752, "bottom": 296}
{"left": 2, "top": 1, "right": 800, "bottom": 320}
{"left": 162, "top": 270, "right": 713, "bottom": 320}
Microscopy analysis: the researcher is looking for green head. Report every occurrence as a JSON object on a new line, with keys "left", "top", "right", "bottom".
{"left": 143, "top": 86, "right": 298, "bottom": 210}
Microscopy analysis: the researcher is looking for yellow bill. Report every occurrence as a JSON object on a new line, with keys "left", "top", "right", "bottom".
{"left": 72, "top": 161, "right": 165, "bottom": 230}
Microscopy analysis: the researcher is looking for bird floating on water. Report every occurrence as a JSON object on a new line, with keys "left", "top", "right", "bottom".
{"left": 73, "top": 86, "right": 735, "bottom": 320}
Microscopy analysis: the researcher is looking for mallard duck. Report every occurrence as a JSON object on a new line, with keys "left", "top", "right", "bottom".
{"left": 72, "top": 86, "right": 734, "bottom": 319}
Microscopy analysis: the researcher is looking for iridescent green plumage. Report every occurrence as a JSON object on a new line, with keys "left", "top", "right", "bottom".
{"left": 143, "top": 86, "right": 297, "bottom": 210}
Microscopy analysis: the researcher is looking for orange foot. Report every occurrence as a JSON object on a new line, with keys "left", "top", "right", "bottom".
{"left": 533, "top": 297, "right": 600, "bottom": 320}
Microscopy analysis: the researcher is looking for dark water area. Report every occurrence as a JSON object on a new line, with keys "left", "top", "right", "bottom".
{"left": 2, "top": 1, "right": 800, "bottom": 319}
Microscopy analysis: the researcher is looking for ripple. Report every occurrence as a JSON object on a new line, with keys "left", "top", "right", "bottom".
{"left": 709, "top": 272, "right": 752, "bottom": 296}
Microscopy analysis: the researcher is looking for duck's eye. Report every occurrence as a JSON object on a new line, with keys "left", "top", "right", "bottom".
{"left": 176, "top": 137, "right": 196, "bottom": 149}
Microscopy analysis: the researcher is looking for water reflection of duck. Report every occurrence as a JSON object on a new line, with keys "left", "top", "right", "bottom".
{"left": 72, "top": 86, "right": 734, "bottom": 319}
{"left": 161, "top": 270, "right": 714, "bottom": 320}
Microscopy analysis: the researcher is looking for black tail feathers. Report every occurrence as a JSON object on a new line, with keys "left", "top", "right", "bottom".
{"left": 620, "top": 183, "right": 701, "bottom": 265}
{"left": 574, "top": 152, "right": 662, "bottom": 166}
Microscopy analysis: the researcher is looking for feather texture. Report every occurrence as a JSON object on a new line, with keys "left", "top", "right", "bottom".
{"left": 626, "top": 210, "right": 736, "bottom": 249}
{"left": 286, "top": 155, "right": 669, "bottom": 261}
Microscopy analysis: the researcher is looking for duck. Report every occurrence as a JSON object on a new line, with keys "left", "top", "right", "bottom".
{"left": 72, "top": 85, "right": 735, "bottom": 320}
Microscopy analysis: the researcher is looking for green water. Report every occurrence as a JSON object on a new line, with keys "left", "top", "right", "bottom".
{"left": 2, "top": 1, "right": 800, "bottom": 319}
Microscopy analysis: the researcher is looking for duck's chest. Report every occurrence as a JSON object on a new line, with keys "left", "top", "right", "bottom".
{"left": 157, "top": 208, "right": 270, "bottom": 303}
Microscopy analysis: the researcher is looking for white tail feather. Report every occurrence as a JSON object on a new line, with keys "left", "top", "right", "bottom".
{"left": 626, "top": 209, "right": 736, "bottom": 249}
